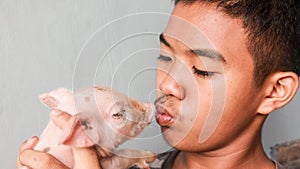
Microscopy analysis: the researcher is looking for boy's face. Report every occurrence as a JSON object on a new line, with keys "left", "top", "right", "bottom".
{"left": 156, "top": 2, "right": 264, "bottom": 151}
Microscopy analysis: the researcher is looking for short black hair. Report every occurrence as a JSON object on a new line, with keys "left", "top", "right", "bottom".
{"left": 174, "top": 0, "right": 300, "bottom": 87}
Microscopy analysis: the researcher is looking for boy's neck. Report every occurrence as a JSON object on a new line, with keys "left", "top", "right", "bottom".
{"left": 173, "top": 124, "right": 275, "bottom": 169}
{"left": 174, "top": 143, "right": 274, "bottom": 169}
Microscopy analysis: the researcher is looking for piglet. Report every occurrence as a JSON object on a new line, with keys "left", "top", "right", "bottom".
{"left": 33, "top": 86, "right": 156, "bottom": 169}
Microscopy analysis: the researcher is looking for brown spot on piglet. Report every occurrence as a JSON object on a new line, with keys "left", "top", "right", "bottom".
{"left": 42, "top": 147, "right": 51, "bottom": 153}
{"left": 84, "top": 96, "right": 91, "bottom": 102}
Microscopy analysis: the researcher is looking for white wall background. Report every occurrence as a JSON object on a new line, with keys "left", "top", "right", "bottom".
{"left": 0, "top": 1, "right": 299, "bottom": 168}
{"left": 0, "top": 1, "right": 173, "bottom": 168}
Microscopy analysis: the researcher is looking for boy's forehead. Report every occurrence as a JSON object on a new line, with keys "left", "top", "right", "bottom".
{"left": 163, "top": 14, "right": 214, "bottom": 50}
{"left": 164, "top": 3, "right": 251, "bottom": 66}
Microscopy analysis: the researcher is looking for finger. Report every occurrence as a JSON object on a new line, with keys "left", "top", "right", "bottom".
{"left": 50, "top": 109, "right": 71, "bottom": 129}
{"left": 73, "top": 146, "right": 102, "bottom": 169}
{"left": 19, "top": 149, "right": 69, "bottom": 169}
{"left": 17, "top": 136, "right": 39, "bottom": 169}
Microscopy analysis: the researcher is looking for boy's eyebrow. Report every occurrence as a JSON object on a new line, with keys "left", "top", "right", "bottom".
{"left": 190, "top": 49, "right": 227, "bottom": 63}
{"left": 159, "top": 33, "right": 226, "bottom": 63}
{"left": 159, "top": 33, "right": 171, "bottom": 48}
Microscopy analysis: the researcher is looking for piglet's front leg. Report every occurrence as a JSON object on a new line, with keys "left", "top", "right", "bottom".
{"left": 100, "top": 149, "right": 157, "bottom": 169}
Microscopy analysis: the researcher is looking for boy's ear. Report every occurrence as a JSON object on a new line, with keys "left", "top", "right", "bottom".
{"left": 257, "top": 72, "right": 299, "bottom": 115}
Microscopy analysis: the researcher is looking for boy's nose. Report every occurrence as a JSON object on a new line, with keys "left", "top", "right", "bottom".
{"left": 158, "top": 71, "right": 185, "bottom": 100}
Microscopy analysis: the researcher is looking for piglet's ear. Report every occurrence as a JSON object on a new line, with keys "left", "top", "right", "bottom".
{"left": 57, "top": 114, "right": 96, "bottom": 148}
{"left": 39, "top": 88, "right": 77, "bottom": 115}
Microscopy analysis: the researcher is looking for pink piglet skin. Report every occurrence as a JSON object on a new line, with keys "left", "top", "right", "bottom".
{"left": 34, "top": 86, "right": 156, "bottom": 169}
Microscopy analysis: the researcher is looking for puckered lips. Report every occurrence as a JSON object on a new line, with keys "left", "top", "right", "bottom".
{"left": 155, "top": 97, "right": 176, "bottom": 127}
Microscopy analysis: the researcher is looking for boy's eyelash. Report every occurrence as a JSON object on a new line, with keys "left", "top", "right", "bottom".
{"left": 157, "top": 55, "right": 172, "bottom": 62}
{"left": 157, "top": 56, "right": 214, "bottom": 78}
{"left": 192, "top": 66, "right": 215, "bottom": 77}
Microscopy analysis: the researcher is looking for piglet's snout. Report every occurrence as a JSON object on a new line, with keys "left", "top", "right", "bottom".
{"left": 145, "top": 103, "right": 155, "bottom": 124}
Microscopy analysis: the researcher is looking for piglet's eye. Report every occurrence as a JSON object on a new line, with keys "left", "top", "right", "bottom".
{"left": 112, "top": 109, "right": 125, "bottom": 119}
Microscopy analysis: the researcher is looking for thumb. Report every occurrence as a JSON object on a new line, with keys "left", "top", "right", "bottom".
{"left": 73, "top": 146, "right": 102, "bottom": 169}
{"left": 50, "top": 109, "right": 71, "bottom": 129}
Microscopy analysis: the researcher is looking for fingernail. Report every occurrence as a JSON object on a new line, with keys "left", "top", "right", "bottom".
{"left": 26, "top": 136, "right": 37, "bottom": 144}
{"left": 51, "top": 109, "right": 62, "bottom": 116}
{"left": 22, "top": 166, "right": 29, "bottom": 169}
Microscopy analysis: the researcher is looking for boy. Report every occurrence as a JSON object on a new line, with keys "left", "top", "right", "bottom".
{"left": 18, "top": 0, "right": 299, "bottom": 168}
